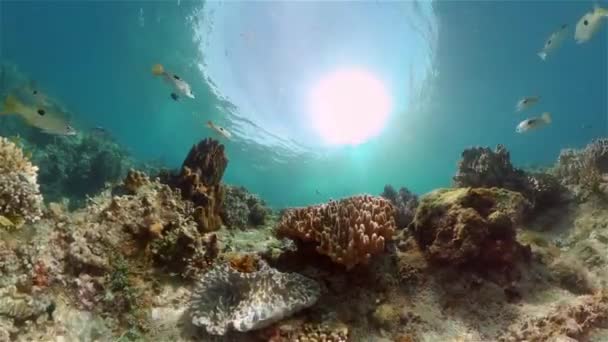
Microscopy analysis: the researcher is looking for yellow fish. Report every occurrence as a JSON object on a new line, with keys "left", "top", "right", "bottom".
{"left": 1, "top": 95, "right": 77, "bottom": 136}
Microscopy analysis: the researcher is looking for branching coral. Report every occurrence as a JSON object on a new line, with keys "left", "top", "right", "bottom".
{"left": 454, "top": 144, "right": 564, "bottom": 210}
{"left": 0, "top": 136, "right": 43, "bottom": 227}
{"left": 221, "top": 185, "right": 271, "bottom": 229}
{"left": 381, "top": 185, "right": 419, "bottom": 229}
{"left": 190, "top": 260, "right": 320, "bottom": 335}
{"left": 32, "top": 133, "right": 132, "bottom": 208}
{"left": 553, "top": 139, "right": 608, "bottom": 197}
{"left": 411, "top": 187, "right": 531, "bottom": 271}
{"left": 277, "top": 195, "right": 396, "bottom": 269}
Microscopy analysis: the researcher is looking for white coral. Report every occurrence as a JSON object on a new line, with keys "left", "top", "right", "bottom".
{"left": 190, "top": 260, "right": 320, "bottom": 335}
{"left": 0, "top": 137, "right": 43, "bottom": 225}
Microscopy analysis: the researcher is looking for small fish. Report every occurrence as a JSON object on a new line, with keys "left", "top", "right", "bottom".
{"left": 315, "top": 189, "right": 322, "bottom": 196}
{"left": 1, "top": 95, "right": 77, "bottom": 136}
{"left": 151, "top": 64, "right": 195, "bottom": 101}
{"left": 515, "top": 96, "right": 541, "bottom": 112}
{"left": 575, "top": 6, "right": 608, "bottom": 44}
{"left": 91, "top": 126, "right": 109, "bottom": 137}
{"left": 206, "top": 121, "right": 232, "bottom": 139}
{"left": 516, "top": 112, "right": 552, "bottom": 133}
{"left": 537, "top": 24, "right": 568, "bottom": 61}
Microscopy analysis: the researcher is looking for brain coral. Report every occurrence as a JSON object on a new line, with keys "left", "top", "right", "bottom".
{"left": 0, "top": 136, "right": 43, "bottom": 227}
{"left": 190, "top": 259, "right": 320, "bottom": 335}
{"left": 277, "top": 195, "right": 396, "bottom": 269}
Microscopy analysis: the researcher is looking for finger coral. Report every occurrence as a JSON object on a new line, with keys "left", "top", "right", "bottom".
{"left": 277, "top": 195, "right": 396, "bottom": 269}
{"left": 0, "top": 136, "right": 43, "bottom": 227}
{"left": 190, "top": 259, "right": 320, "bottom": 335}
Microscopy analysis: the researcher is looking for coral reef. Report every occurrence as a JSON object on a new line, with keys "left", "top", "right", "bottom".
{"left": 499, "top": 290, "right": 608, "bottom": 341}
{"left": 380, "top": 185, "right": 419, "bottom": 229}
{"left": 221, "top": 185, "right": 271, "bottom": 229}
{"left": 260, "top": 319, "right": 350, "bottom": 342}
{"left": 31, "top": 132, "right": 133, "bottom": 208}
{"left": 277, "top": 195, "right": 396, "bottom": 269}
{"left": 454, "top": 144, "right": 565, "bottom": 211}
{"left": 190, "top": 259, "right": 320, "bottom": 335}
{"left": 164, "top": 138, "right": 227, "bottom": 232}
{"left": 0, "top": 136, "right": 43, "bottom": 228}
{"left": 69, "top": 172, "right": 219, "bottom": 279}
{"left": 411, "top": 187, "right": 531, "bottom": 272}
{"left": 552, "top": 138, "right": 608, "bottom": 199}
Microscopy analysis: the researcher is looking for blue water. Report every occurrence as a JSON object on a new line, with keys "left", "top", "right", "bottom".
{"left": 1, "top": 0, "right": 606, "bottom": 208}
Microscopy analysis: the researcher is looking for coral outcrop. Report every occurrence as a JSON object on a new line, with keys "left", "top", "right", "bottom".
{"left": 32, "top": 132, "right": 133, "bottom": 208}
{"left": 454, "top": 144, "right": 564, "bottom": 211}
{"left": 380, "top": 185, "right": 419, "bottom": 229}
{"left": 190, "top": 259, "right": 320, "bottom": 335}
{"left": 553, "top": 138, "right": 608, "bottom": 198}
{"left": 277, "top": 195, "right": 396, "bottom": 269}
{"left": 411, "top": 187, "right": 531, "bottom": 270}
{"left": 0, "top": 136, "right": 43, "bottom": 227}
{"left": 221, "top": 185, "right": 271, "bottom": 229}
{"left": 166, "top": 138, "right": 227, "bottom": 232}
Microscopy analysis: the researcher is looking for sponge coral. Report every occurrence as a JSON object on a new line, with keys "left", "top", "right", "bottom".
{"left": 190, "top": 259, "right": 320, "bottom": 335}
{"left": 0, "top": 136, "right": 43, "bottom": 227}
{"left": 277, "top": 195, "right": 396, "bottom": 269}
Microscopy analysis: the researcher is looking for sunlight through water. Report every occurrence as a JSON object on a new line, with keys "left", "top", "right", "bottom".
{"left": 308, "top": 67, "right": 392, "bottom": 146}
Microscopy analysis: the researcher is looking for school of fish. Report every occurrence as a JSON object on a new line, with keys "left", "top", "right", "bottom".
{"left": 1, "top": 5, "right": 606, "bottom": 140}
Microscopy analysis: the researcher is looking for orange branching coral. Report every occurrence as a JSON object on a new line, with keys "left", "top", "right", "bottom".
{"left": 277, "top": 195, "right": 396, "bottom": 269}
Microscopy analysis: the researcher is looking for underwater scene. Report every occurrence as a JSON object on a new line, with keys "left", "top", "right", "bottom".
{"left": 0, "top": 0, "right": 608, "bottom": 341}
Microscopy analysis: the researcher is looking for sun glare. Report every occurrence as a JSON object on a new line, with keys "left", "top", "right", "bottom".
{"left": 308, "top": 67, "right": 392, "bottom": 146}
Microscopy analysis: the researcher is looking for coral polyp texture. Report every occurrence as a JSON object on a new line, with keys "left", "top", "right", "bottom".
{"left": 167, "top": 138, "right": 227, "bottom": 232}
{"left": 221, "top": 185, "right": 270, "bottom": 229}
{"left": 553, "top": 138, "right": 608, "bottom": 198}
{"left": 0, "top": 136, "right": 43, "bottom": 227}
{"left": 277, "top": 195, "right": 396, "bottom": 269}
{"left": 380, "top": 185, "right": 419, "bottom": 229}
{"left": 190, "top": 259, "right": 320, "bottom": 335}
{"left": 411, "top": 187, "right": 531, "bottom": 269}
{"left": 454, "top": 144, "right": 564, "bottom": 210}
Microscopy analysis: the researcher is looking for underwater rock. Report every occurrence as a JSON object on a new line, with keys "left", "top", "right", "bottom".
{"left": 0, "top": 136, "right": 43, "bottom": 228}
{"left": 277, "top": 195, "right": 396, "bottom": 270}
{"left": 454, "top": 144, "right": 565, "bottom": 211}
{"left": 167, "top": 138, "right": 227, "bottom": 232}
{"left": 221, "top": 185, "right": 271, "bottom": 229}
{"left": 190, "top": 259, "right": 320, "bottom": 335}
{"left": 32, "top": 132, "right": 133, "bottom": 208}
{"left": 553, "top": 138, "right": 608, "bottom": 199}
{"left": 381, "top": 185, "right": 419, "bottom": 229}
{"left": 411, "top": 188, "right": 531, "bottom": 270}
